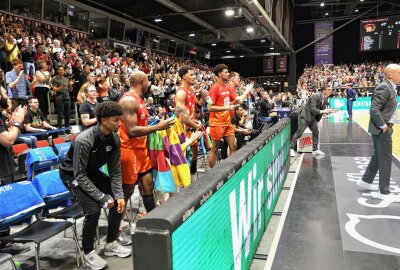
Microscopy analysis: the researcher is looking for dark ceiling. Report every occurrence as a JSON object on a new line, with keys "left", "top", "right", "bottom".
{"left": 79, "top": 0, "right": 275, "bottom": 57}
{"left": 78, "top": 0, "right": 400, "bottom": 57}
{"left": 294, "top": 0, "right": 400, "bottom": 24}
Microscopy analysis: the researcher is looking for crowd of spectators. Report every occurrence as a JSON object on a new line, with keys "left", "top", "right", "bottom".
{"left": 0, "top": 12, "right": 295, "bottom": 135}
{"left": 297, "top": 62, "right": 400, "bottom": 98}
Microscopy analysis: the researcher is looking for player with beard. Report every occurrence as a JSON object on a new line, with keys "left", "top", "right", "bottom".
{"left": 175, "top": 65, "right": 207, "bottom": 182}
{"left": 117, "top": 71, "right": 175, "bottom": 244}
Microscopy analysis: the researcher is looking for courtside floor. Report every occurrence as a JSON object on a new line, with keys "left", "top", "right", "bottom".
{"left": 271, "top": 112, "right": 400, "bottom": 270}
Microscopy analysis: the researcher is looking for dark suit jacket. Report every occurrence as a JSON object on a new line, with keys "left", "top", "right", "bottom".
{"left": 259, "top": 99, "right": 274, "bottom": 117}
{"left": 300, "top": 91, "right": 327, "bottom": 122}
{"left": 368, "top": 78, "right": 397, "bottom": 135}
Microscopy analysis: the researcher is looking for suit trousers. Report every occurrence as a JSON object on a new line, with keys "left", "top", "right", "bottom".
{"left": 362, "top": 126, "right": 393, "bottom": 194}
{"left": 290, "top": 117, "right": 319, "bottom": 151}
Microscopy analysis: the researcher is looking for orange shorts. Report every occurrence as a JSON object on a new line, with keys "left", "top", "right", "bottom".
{"left": 121, "top": 147, "right": 152, "bottom": 185}
{"left": 209, "top": 125, "right": 235, "bottom": 141}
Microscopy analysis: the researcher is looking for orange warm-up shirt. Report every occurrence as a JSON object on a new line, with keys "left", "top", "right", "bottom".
{"left": 208, "top": 81, "right": 236, "bottom": 127}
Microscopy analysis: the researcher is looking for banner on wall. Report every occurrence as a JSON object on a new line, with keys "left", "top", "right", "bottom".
{"left": 330, "top": 97, "right": 400, "bottom": 110}
{"left": 314, "top": 21, "right": 333, "bottom": 64}
{"left": 276, "top": 55, "right": 287, "bottom": 73}
{"left": 263, "top": 57, "right": 274, "bottom": 74}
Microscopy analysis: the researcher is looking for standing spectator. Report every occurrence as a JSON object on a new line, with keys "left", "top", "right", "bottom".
{"left": 20, "top": 37, "right": 35, "bottom": 79}
{"left": 346, "top": 83, "right": 357, "bottom": 121}
{"left": 34, "top": 61, "right": 51, "bottom": 118}
{"left": 51, "top": 65, "right": 74, "bottom": 128}
{"left": 6, "top": 59, "right": 30, "bottom": 110}
{"left": 5, "top": 33, "right": 19, "bottom": 71}
{"left": 59, "top": 102, "right": 131, "bottom": 270}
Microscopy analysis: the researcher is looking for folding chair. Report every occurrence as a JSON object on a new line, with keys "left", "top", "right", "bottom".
{"left": 25, "top": 147, "right": 58, "bottom": 181}
{"left": 0, "top": 253, "right": 17, "bottom": 270}
{"left": 54, "top": 142, "right": 72, "bottom": 162}
{"left": 52, "top": 137, "right": 66, "bottom": 145}
{"left": 35, "top": 140, "right": 50, "bottom": 148}
{"left": 0, "top": 181, "right": 85, "bottom": 270}
{"left": 12, "top": 143, "right": 30, "bottom": 175}
{"left": 68, "top": 134, "right": 76, "bottom": 142}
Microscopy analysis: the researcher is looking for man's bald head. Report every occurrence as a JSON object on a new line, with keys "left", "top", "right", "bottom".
{"left": 129, "top": 70, "right": 147, "bottom": 86}
{"left": 384, "top": 64, "right": 400, "bottom": 84}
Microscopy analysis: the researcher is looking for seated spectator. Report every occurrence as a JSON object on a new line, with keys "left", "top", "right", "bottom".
{"left": 146, "top": 97, "right": 157, "bottom": 117}
{"left": 96, "top": 74, "right": 110, "bottom": 103}
{"left": 77, "top": 72, "right": 95, "bottom": 104}
{"left": 2, "top": 97, "right": 36, "bottom": 148}
{"left": 79, "top": 84, "right": 98, "bottom": 130}
{"left": 23, "top": 97, "right": 56, "bottom": 134}
{"left": 231, "top": 105, "right": 258, "bottom": 150}
{"left": 259, "top": 91, "right": 276, "bottom": 128}
{"left": 108, "top": 77, "right": 122, "bottom": 102}
{"left": 165, "top": 94, "right": 175, "bottom": 118}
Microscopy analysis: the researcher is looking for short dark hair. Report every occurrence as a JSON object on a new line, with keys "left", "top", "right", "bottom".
{"left": 95, "top": 101, "right": 123, "bottom": 122}
{"left": 321, "top": 85, "right": 331, "bottom": 91}
{"left": 178, "top": 65, "right": 194, "bottom": 79}
{"left": 213, "top": 64, "right": 228, "bottom": 77}
{"left": 27, "top": 96, "right": 38, "bottom": 104}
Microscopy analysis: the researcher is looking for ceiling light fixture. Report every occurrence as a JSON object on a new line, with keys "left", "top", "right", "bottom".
{"left": 320, "top": 2, "right": 325, "bottom": 7}
{"left": 240, "top": 55, "right": 244, "bottom": 58}
{"left": 325, "top": 12, "right": 329, "bottom": 16}
{"left": 246, "top": 26, "right": 254, "bottom": 33}
{"left": 211, "top": 43, "right": 217, "bottom": 46}
{"left": 225, "top": 9, "right": 235, "bottom": 17}
{"left": 355, "top": 9, "right": 358, "bottom": 12}
{"left": 226, "top": 50, "right": 231, "bottom": 53}
{"left": 261, "top": 39, "right": 266, "bottom": 43}
{"left": 154, "top": 16, "right": 162, "bottom": 23}
{"left": 189, "top": 33, "right": 195, "bottom": 37}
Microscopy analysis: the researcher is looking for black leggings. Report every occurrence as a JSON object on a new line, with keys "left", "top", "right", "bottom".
{"left": 34, "top": 87, "right": 49, "bottom": 118}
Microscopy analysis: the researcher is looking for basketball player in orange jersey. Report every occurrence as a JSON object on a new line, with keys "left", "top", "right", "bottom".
{"left": 219, "top": 71, "right": 254, "bottom": 159}
{"left": 207, "top": 64, "right": 237, "bottom": 168}
{"left": 175, "top": 65, "right": 207, "bottom": 181}
{"left": 118, "top": 70, "right": 175, "bottom": 217}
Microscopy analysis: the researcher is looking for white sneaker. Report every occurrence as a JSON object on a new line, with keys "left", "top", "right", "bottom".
{"left": 376, "top": 192, "right": 400, "bottom": 202}
{"left": 290, "top": 149, "right": 296, "bottom": 157}
{"left": 312, "top": 150, "right": 325, "bottom": 155}
{"left": 357, "top": 179, "right": 379, "bottom": 191}
{"left": 117, "top": 230, "right": 132, "bottom": 246}
{"left": 84, "top": 250, "right": 108, "bottom": 270}
{"left": 104, "top": 240, "right": 132, "bottom": 258}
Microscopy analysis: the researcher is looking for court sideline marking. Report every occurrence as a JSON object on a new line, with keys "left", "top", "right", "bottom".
{"left": 263, "top": 153, "right": 304, "bottom": 270}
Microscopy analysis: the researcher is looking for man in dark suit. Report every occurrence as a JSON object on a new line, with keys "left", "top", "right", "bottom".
{"left": 357, "top": 64, "right": 400, "bottom": 202}
{"left": 290, "top": 85, "right": 333, "bottom": 157}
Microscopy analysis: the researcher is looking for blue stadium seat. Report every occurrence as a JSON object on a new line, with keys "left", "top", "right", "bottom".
{"left": 25, "top": 147, "right": 58, "bottom": 181}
